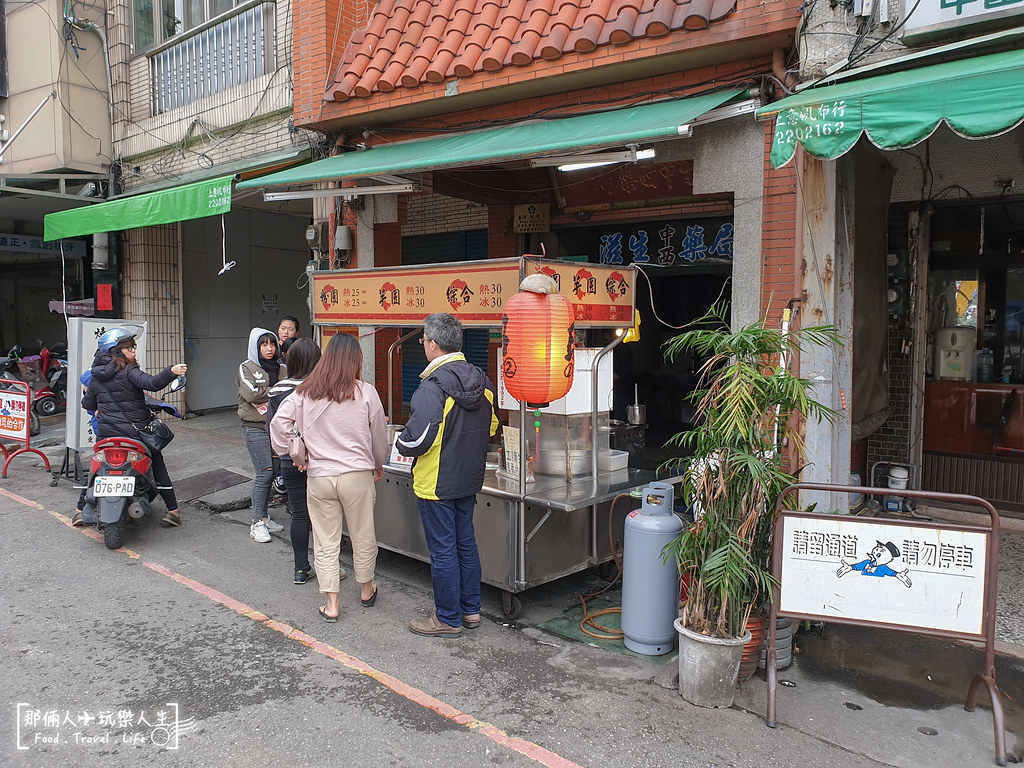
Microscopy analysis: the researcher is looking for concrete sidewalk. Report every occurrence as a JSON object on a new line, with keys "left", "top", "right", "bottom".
{"left": 6, "top": 407, "right": 1023, "bottom": 765}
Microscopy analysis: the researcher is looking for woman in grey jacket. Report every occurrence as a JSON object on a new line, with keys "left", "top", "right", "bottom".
{"left": 237, "top": 327, "right": 286, "bottom": 543}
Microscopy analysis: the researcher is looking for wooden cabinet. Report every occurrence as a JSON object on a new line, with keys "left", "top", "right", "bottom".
{"left": 924, "top": 381, "right": 1024, "bottom": 457}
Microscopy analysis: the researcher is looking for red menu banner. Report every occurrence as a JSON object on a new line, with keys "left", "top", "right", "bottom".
{"left": 523, "top": 259, "right": 635, "bottom": 327}
{"left": 311, "top": 258, "right": 635, "bottom": 328}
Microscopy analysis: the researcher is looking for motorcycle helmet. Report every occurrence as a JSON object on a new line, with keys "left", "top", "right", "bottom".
{"left": 97, "top": 327, "right": 137, "bottom": 354}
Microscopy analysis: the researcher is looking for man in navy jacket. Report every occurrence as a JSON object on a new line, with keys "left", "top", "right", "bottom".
{"left": 398, "top": 313, "right": 499, "bottom": 636}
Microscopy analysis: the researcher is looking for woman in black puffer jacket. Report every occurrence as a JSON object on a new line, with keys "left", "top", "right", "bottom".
{"left": 73, "top": 328, "right": 187, "bottom": 527}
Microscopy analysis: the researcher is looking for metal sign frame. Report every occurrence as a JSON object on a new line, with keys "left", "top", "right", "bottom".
{"left": 766, "top": 483, "right": 1005, "bottom": 766}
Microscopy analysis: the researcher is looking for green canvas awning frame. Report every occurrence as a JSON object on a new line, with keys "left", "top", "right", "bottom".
{"left": 236, "top": 89, "right": 746, "bottom": 192}
{"left": 44, "top": 175, "right": 235, "bottom": 242}
{"left": 756, "top": 47, "right": 1024, "bottom": 169}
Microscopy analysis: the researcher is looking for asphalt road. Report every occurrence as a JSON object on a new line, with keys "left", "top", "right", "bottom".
{"left": 0, "top": 435, "right": 1015, "bottom": 767}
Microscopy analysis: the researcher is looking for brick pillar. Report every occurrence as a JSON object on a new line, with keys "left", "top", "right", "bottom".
{"left": 293, "top": 0, "right": 370, "bottom": 127}
{"left": 760, "top": 121, "right": 798, "bottom": 326}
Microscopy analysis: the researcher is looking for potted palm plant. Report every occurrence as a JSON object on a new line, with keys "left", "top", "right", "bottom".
{"left": 662, "top": 303, "right": 837, "bottom": 707}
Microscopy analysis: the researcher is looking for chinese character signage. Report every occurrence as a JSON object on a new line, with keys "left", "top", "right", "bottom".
{"left": 778, "top": 514, "right": 988, "bottom": 636}
{"left": 0, "top": 386, "right": 30, "bottom": 441}
{"left": 0, "top": 233, "right": 86, "bottom": 258}
{"left": 770, "top": 100, "right": 857, "bottom": 168}
{"left": 525, "top": 259, "right": 635, "bottom": 327}
{"left": 16, "top": 702, "right": 194, "bottom": 751}
{"left": 311, "top": 258, "right": 637, "bottom": 328}
{"left": 556, "top": 159, "right": 694, "bottom": 210}
{"left": 67, "top": 318, "right": 148, "bottom": 451}
{"left": 555, "top": 217, "right": 733, "bottom": 268}
{"left": 514, "top": 203, "right": 550, "bottom": 233}
{"left": 902, "top": 0, "right": 1024, "bottom": 44}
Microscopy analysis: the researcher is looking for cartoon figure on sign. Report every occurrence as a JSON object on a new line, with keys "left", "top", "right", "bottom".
{"left": 836, "top": 540, "right": 912, "bottom": 588}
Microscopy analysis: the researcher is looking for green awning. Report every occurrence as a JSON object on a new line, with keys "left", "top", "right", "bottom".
{"left": 236, "top": 90, "right": 744, "bottom": 190}
{"left": 757, "top": 48, "right": 1024, "bottom": 169}
{"left": 44, "top": 175, "right": 235, "bottom": 242}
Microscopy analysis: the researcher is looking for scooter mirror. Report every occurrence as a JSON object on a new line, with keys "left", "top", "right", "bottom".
{"left": 168, "top": 375, "right": 187, "bottom": 393}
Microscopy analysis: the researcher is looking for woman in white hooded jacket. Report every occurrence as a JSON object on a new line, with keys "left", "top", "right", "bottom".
{"left": 237, "top": 327, "right": 286, "bottom": 543}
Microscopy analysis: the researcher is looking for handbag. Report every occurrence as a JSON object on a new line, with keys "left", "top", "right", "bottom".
{"left": 288, "top": 398, "right": 328, "bottom": 466}
{"left": 136, "top": 418, "right": 174, "bottom": 453}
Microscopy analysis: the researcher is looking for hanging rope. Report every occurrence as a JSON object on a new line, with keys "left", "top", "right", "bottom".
{"left": 217, "top": 214, "right": 235, "bottom": 275}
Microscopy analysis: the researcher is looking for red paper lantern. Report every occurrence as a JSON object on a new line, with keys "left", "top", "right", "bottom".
{"left": 501, "top": 287, "right": 576, "bottom": 408}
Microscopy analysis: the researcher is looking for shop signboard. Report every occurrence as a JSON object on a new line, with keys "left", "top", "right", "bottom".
{"left": 902, "top": 0, "right": 1024, "bottom": 44}
{"left": 311, "top": 258, "right": 636, "bottom": 328}
{"left": 66, "top": 318, "right": 148, "bottom": 452}
{"left": 0, "top": 234, "right": 86, "bottom": 259}
{"left": 556, "top": 159, "right": 694, "bottom": 211}
{"left": 778, "top": 513, "right": 987, "bottom": 636}
{"left": 513, "top": 203, "right": 550, "bottom": 233}
{"left": 554, "top": 217, "right": 733, "bottom": 268}
{"left": 0, "top": 386, "right": 30, "bottom": 442}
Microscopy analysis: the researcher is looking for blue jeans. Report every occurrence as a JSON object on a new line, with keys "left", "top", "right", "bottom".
{"left": 243, "top": 426, "right": 273, "bottom": 525}
{"left": 281, "top": 459, "right": 311, "bottom": 572}
{"left": 417, "top": 495, "right": 482, "bottom": 627}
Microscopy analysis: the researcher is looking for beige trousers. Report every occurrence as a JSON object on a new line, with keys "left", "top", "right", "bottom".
{"left": 306, "top": 471, "right": 377, "bottom": 593}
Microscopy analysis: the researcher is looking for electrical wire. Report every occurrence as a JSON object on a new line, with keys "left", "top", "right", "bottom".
{"left": 633, "top": 265, "right": 732, "bottom": 330}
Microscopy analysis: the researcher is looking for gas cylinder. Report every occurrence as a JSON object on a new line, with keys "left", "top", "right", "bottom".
{"left": 621, "top": 481, "right": 684, "bottom": 655}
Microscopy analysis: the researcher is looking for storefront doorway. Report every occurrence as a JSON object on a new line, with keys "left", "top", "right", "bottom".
{"left": 920, "top": 198, "right": 1024, "bottom": 509}
{"left": 546, "top": 216, "right": 734, "bottom": 469}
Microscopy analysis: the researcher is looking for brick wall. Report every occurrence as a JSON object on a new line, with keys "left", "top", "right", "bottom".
{"left": 121, "top": 224, "right": 185, "bottom": 413}
{"left": 292, "top": 0, "right": 372, "bottom": 125}
{"left": 403, "top": 194, "right": 489, "bottom": 236}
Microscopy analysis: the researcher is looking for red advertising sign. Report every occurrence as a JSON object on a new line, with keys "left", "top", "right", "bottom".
{"left": 311, "top": 258, "right": 636, "bottom": 329}
{"left": 0, "top": 380, "right": 50, "bottom": 478}
{"left": 0, "top": 385, "right": 30, "bottom": 441}
{"left": 525, "top": 260, "right": 635, "bottom": 326}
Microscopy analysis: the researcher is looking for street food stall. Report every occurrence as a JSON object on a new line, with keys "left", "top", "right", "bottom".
{"left": 310, "top": 256, "right": 676, "bottom": 618}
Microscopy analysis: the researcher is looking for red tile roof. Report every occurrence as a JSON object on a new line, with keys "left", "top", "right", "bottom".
{"left": 327, "top": 0, "right": 735, "bottom": 102}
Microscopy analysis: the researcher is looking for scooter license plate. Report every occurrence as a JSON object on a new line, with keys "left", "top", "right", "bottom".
{"left": 94, "top": 476, "right": 136, "bottom": 497}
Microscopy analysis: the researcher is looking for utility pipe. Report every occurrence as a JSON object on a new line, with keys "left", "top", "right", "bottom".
{"left": 0, "top": 93, "right": 54, "bottom": 162}
{"left": 67, "top": 19, "right": 114, "bottom": 122}
{"left": 590, "top": 335, "right": 624, "bottom": 479}
{"left": 386, "top": 328, "right": 420, "bottom": 424}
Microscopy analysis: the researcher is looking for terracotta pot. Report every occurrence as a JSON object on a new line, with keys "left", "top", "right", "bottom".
{"left": 737, "top": 612, "right": 767, "bottom": 683}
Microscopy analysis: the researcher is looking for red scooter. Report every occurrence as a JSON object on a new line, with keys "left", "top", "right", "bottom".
{"left": 6, "top": 346, "right": 63, "bottom": 416}
{"left": 78, "top": 377, "right": 185, "bottom": 550}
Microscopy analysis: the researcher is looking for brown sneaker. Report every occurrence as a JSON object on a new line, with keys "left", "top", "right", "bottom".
{"left": 462, "top": 613, "right": 481, "bottom": 628}
{"left": 71, "top": 509, "right": 84, "bottom": 527}
{"left": 409, "top": 615, "right": 462, "bottom": 637}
